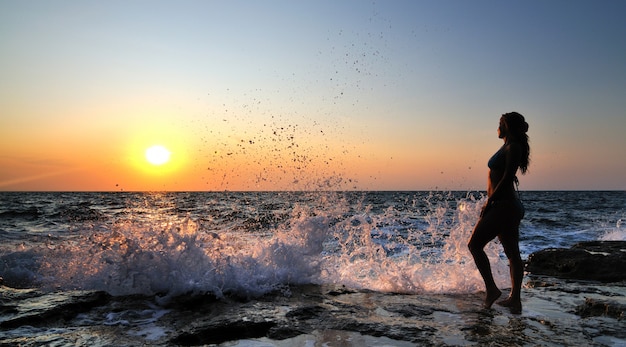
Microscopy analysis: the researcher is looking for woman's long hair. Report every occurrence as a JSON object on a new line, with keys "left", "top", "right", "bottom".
{"left": 503, "top": 112, "right": 530, "bottom": 174}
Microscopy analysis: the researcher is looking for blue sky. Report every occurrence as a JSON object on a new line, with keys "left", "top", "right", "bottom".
{"left": 1, "top": 1, "right": 625, "bottom": 191}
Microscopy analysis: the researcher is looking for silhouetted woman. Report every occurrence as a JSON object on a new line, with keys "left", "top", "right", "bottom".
{"left": 468, "top": 112, "right": 529, "bottom": 314}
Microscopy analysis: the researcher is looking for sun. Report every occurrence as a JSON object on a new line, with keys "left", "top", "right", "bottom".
{"left": 145, "top": 145, "right": 171, "bottom": 166}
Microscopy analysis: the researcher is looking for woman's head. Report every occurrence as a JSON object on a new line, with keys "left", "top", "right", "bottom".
{"left": 501, "top": 112, "right": 529, "bottom": 137}
{"left": 501, "top": 112, "right": 530, "bottom": 174}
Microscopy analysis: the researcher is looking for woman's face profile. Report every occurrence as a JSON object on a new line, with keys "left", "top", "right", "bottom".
{"left": 498, "top": 117, "right": 507, "bottom": 139}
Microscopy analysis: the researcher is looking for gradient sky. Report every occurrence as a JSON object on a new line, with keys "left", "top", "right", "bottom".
{"left": 1, "top": 0, "right": 625, "bottom": 191}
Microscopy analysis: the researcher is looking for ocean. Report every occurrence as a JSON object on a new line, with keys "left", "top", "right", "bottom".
{"left": 1, "top": 191, "right": 624, "bottom": 346}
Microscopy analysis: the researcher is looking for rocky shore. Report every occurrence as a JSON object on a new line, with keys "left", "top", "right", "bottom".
{"left": 1, "top": 241, "right": 625, "bottom": 346}
{"left": 526, "top": 241, "right": 626, "bottom": 283}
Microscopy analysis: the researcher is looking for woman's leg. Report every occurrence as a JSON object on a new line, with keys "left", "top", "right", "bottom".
{"left": 497, "top": 224, "right": 523, "bottom": 314}
{"left": 468, "top": 215, "right": 501, "bottom": 308}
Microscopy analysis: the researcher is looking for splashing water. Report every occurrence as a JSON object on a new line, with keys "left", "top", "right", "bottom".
{"left": 318, "top": 192, "right": 508, "bottom": 294}
{"left": 37, "top": 192, "right": 509, "bottom": 300}
{"left": 600, "top": 218, "right": 626, "bottom": 241}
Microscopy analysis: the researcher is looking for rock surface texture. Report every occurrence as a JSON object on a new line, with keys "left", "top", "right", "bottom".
{"left": 526, "top": 241, "right": 626, "bottom": 282}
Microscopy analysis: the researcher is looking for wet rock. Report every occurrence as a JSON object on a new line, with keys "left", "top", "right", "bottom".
{"left": 326, "top": 286, "right": 357, "bottom": 296}
{"left": 335, "top": 319, "right": 436, "bottom": 344}
{"left": 285, "top": 304, "right": 328, "bottom": 320}
{"left": 160, "top": 291, "right": 219, "bottom": 309}
{"left": 526, "top": 241, "right": 626, "bottom": 282}
{"left": 384, "top": 303, "right": 435, "bottom": 317}
{"left": 576, "top": 298, "right": 626, "bottom": 319}
{"left": 576, "top": 298, "right": 626, "bottom": 320}
{"left": 2, "top": 282, "right": 625, "bottom": 346}
{"left": 0, "top": 286, "right": 109, "bottom": 328}
{"left": 172, "top": 320, "right": 277, "bottom": 346}
{"left": 166, "top": 286, "right": 448, "bottom": 346}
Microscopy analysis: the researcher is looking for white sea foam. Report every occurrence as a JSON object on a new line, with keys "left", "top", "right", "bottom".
{"left": 318, "top": 194, "right": 508, "bottom": 294}
{"left": 599, "top": 219, "right": 626, "bottom": 241}
{"left": 38, "top": 193, "right": 509, "bottom": 299}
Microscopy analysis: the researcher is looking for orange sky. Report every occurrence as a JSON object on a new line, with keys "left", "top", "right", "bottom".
{"left": 1, "top": 2, "right": 625, "bottom": 191}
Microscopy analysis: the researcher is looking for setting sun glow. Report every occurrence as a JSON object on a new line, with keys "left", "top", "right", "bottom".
{"left": 145, "top": 145, "right": 171, "bottom": 166}
{"left": 1, "top": 2, "right": 625, "bottom": 191}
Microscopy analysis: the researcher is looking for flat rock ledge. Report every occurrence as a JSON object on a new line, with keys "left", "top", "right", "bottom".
{"left": 576, "top": 298, "right": 626, "bottom": 320}
{"left": 526, "top": 241, "right": 626, "bottom": 282}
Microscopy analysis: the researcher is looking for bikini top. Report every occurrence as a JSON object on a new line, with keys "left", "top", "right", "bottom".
{"left": 488, "top": 146, "right": 506, "bottom": 170}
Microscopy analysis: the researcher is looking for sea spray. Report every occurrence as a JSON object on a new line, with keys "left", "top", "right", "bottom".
{"left": 37, "top": 193, "right": 339, "bottom": 298}
{"left": 37, "top": 192, "right": 510, "bottom": 299}
{"left": 600, "top": 218, "right": 626, "bottom": 241}
{"left": 319, "top": 191, "right": 509, "bottom": 293}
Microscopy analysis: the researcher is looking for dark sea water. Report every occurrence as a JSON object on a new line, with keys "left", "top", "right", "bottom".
{"left": 1, "top": 191, "right": 624, "bottom": 346}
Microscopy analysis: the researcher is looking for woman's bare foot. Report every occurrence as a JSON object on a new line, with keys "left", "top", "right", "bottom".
{"left": 484, "top": 288, "right": 502, "bottom": 309}
{"left": 497, "top": 297, "right": 522, "bottom": 314}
